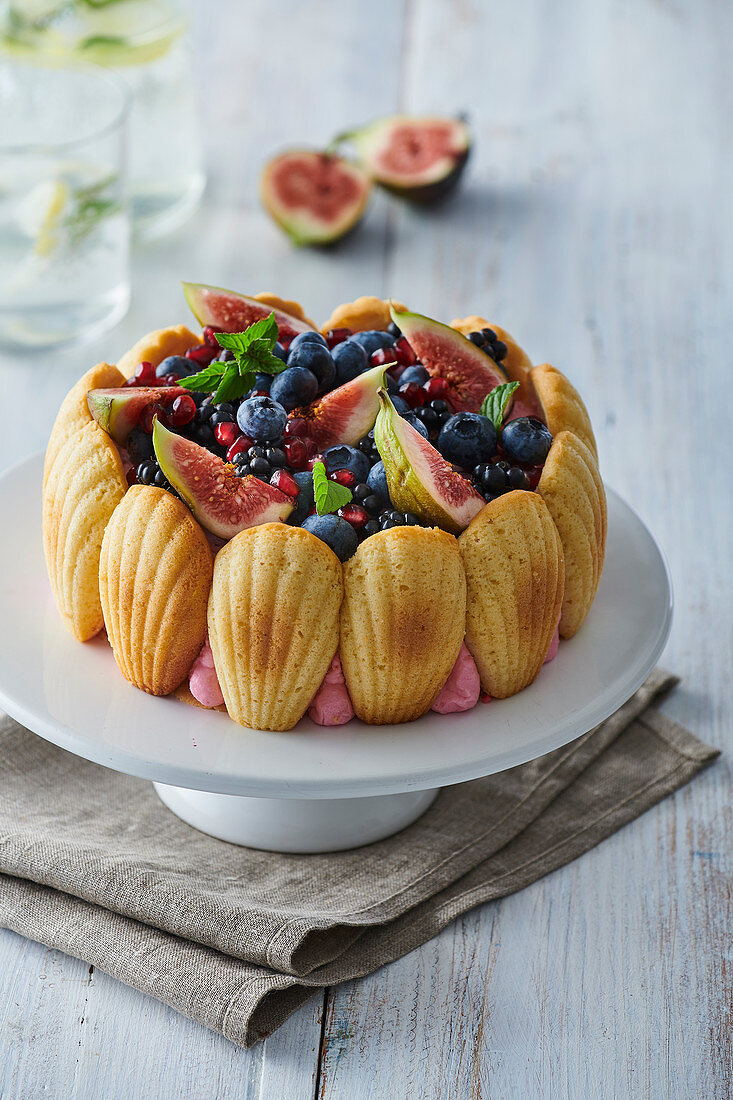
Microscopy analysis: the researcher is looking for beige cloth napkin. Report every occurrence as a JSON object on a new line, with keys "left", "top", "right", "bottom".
{"left": 0, "top": 670, "right": 718, "bottom": 1047}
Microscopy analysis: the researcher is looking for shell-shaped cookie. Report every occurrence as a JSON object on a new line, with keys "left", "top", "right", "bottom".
{"left": 43, "top": 421, "right": 127, "bottom": 641}
{"left": 44, "top": 362, "right": 124, "bottom": 486}
{"left": 531, "top": 363, "right": 597, "bottom": 460}
{"left": 449, "top": 315, "right": 535, "bottom": 407}
{"left": 254, "top": 291, "right": 317, "bottom": 331}
{"left": 340, "top": 526, "right": 466, "bottom": 724}
{"left": 116, "top": 324, "right": 201, "bottom": 378}
{"left": 208, "top": 524, "right": 343, "bottom": 731}
{"left": 537, "top": 431, "right": 606, "bottom": 639}
{"left": 459, "top": 492, "right": 564, "bottom": 698}
{"left": 320, "top": 296, "right": 408, "bottom": 335}
{"left": 99, "top": 485, "right": 213, "bottom": 696}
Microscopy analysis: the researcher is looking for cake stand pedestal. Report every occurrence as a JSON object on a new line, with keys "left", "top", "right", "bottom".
{"left": 0, "top": 456, "right": 672, "bottom": 853}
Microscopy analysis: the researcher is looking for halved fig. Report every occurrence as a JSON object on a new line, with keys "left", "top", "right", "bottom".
{"left": 289, "top": 362, "right": 386, "bottom": 449}
{"left": 373, "top": 389, "right": 485, "bottom": 534}
{"left": 391, "top": 306, "right": 508, "bottom": 413}
{"left": 182, "top": 283, "right": 316, "bottom": 340}
{"left": 338, "top": 115, "right": 471, "bottom": 202}
{"left": 260, "top": 150, "right": 372, "bottom": 245}
{"left": 152, "top": 420, "right": 293, "bottom": 538}
{"left": 87, "top": 386, "right": 187, "bottom": 445}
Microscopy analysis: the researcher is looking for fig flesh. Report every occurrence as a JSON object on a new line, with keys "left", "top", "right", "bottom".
{"left": 260, "top": 150, "right": 372, "bottom": 245}
{"left": 182, "top": 283, "right": 316, "bottom": 340}
{"left": 289, "top": 362, "right": 386, "bottom": 449}
{"left": 87, "top": 386, "right": 187, "bottom": 445}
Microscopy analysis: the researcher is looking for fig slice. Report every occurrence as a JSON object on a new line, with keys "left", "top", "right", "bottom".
{"left": 391, "top": 306, "right": 509, "bottom": 413}
{"left": 373, "top": 388, "right": 485, "bottom": 535}
{"left": 87, "top": 386, "right": 188, "bottom": 445}
{"left": 338, "top": 115, "right": 471, "bottom": 202}
{"left": 182, "top": 283, "right": 317, "bottom": 340}
{"left": 289, "top": 362, "right": 386, "bottom": 449}
{"left": 260, "top": 150, "right": 372, "bottom": 245}
{"left": 152, "top": 420, "right": 293, "bottom": 539}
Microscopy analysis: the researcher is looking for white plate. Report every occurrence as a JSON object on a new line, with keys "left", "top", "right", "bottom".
{"left": 0, "top": 454, "right": 672, "bottom": 801}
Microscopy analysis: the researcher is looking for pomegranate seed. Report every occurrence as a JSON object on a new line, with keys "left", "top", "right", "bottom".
{"left": 338, "top": 504, "right": 368, "bottom": 528}
{"left": 325, "top": 327, "right": 351, "bottom": 349}
{"left": 284, "top": 416, "right": 308, "bottom": 437}
{"left": 123, "top": 377, "right": 137, "bottom": 387}
{"left": 270, "top": 469, "right": 299, "bottom": 497}
{"left": 279, "top": 334, "right": 294, "bottom": 351}
{"left": 394, "top": 337, "right": 417, "bottom": 365}
{"left": 303, "top": 438, "right": 320, "bottom": 458}
{"left": 370, "top": 347, "right": 399, "bottom": 368}
{"left": 386, "top": 362, "right": 406, "bottom": 382}
{"left": 329, "top": 468, "right": 356, "bottom": 488}
{"left": 423, "top": 377, "right": 449, "bottom": 400}
{"left": 226, "top": 434, "right": 253, "bottom": 462}
{"left": 185, "top": 343, "right": 217, "bottom": 366}
{"left": 202, "top": 325, "right": 219, "bottom": 347}
{"left": 284, "top": 438, "right": 309, "bottom": 470}
{"left": 126, "top": 467, "right": 138, "bottom": 487}
{"left": 140, "top": 403, "right": 166, "bottom": 433}
{"left": 252, "top": 389, "right": 270, "bottom": 398}
{"left": 523, "top": 465, "right": 543, "bottom": 489}
{"left": 168, "top": 393, "right": 197, "bottom": 427}
{"left": 134, "top": 360, "right": 155, "bottom": 385}
{"left": 307, "top": 453, "right": 326, "bottom": 471}
{"left": 399, "top": 382, "right": 424, "bottom": 408}
{"left": 160, "top": 373, "right": 181, "bottom": 387}
{"left": 215, "top": 421, "right": 238, "bottom": 447}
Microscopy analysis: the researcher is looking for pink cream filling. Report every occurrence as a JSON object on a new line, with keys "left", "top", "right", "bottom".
{"left": 189, "top": 637, "right": 225, "bottom": 708}
{"left": 308, "top": 653, "right": 355, "bottom": 726}
{"left": 431, "top": 643, "right": 481, "bottom": 714}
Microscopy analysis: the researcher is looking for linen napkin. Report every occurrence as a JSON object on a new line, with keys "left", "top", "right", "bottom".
{"left": 0, "top": 669, "right": 718, "bottom": 1047}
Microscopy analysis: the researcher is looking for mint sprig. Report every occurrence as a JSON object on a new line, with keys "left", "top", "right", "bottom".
{"left": 480, "top": 381, "right": 520, "bottom": 434}
{"left": 312, "top": 461, "right": 353, "bottom": 516}
{"left": 181, "top": 312, "right": 286, "bottom": 405}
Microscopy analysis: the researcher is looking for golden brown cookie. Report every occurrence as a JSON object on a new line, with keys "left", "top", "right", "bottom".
{"left": 44, "top": 362, "right": 124, "bottom": 487}
{"left": 537, "top": 431, "right": 606, "bottom": 638}
{"left": 459, "top": 492, "right": 564, "bottom": 698}
{"left": 208, "top": 524, "right": 343, "bottom": 731}
{"left": 116, "top": 324, "right": 201, "bottom": 378}
{"left": 340, "top": 526, "right": 466, "bottom": 724}
{"left": 254, "top": 292, "right": 317, "bottom": 331}
{"left": 449, "top": 316, "right": 536, "bottom": 408}
{"left": 320, "top": 296, "right": 408, "bottom": 335}
{"left": 99, "top": 485, "right": 213, "bottom": 696}
{"left": 42, "top": 421, "right": 127, "bottom": 641}
{"left": 530, "top": 363, "right": 597, "bottom": 460}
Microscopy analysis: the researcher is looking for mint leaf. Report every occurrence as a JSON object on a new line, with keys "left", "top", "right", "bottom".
{"left": 480, "top": 381, "right": 520, "bottom": 434}
{"left": 312, "top": 461, "right": 353, "bottom": 516}
{"left": 181, "top": 362, "right": 227, "bottom": 392}
{"left": 181, "top": 312, "right": 286, "bottom": 400}
{"left": 213, "top": 368, "right": 255, "bottom": 405}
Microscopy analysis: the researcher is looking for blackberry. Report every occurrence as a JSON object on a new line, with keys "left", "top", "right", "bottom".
{"left": 265, "top": 446, "right": 286, "bottom": 468}
{"left": 361, "top": 519, "right": 381, "bottom": 539}
{"left": 506, "top": 466, "right": 530, "bottom": 490}
{"left": 136, "top": 459, "right": 172, "bottom": 493}
{"left": 357, "top": 430, "right": 380, "bottom": 464}
{"left": 428, "top": 398, "right": 453, "bottom": 428}
{"left": 352, "top": 483, "right": 382, "bottom": 515}
{"left": 467, "top": 328, "right": 508, "bottom": 363}
{"left": 377, "top": 509, "right": 419, "bottom": 530}
{"left": 415, "top": 405, "right": 440, "bottom": 435}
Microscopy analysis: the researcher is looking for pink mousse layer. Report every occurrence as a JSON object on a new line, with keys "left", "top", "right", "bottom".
{"left": 308, "top": 653, "right": 354, "bottom": 726}
{"left": 431, "top": 643, "right": 481, "bottom": 714}
{"left": 189, "top": 637, "right": 224, "bottom": 708}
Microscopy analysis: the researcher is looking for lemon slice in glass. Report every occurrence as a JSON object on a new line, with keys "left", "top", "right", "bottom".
{"left": 15, "top": 178, "right": 70, "bottom": 256}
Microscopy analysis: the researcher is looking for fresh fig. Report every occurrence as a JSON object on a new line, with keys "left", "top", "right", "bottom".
{"left": 373, "top": 389, "right": 484, "bottom": 534}
{"left": 289, "top": 362, "right": 386, "bottom": 449}
{"left": 391, "top": 307, "right": 509, "bottom": 413}
{"left": 152, "top": 420, "right": 293, "bottom": 538}
{"left": 182, "top": 283, "right": 316, "bottom": 340}
{"left": 337, "top": 115, "right": 471, "bottom": 203}
{"left": 87, "top": 386, "right": 187, "bottom": 445}
{"left": 260, "top": 150, "right": 372, "bottom": 246}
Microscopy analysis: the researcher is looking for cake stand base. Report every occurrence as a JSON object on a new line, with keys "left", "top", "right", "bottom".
{"left": 153, "top": 783, "right": 439, "bottom": 853}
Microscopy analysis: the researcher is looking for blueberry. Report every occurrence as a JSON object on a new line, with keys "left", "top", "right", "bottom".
{"left": 399, "top": 364, "right": 430, "bottom": 386}
{"left": 126, "top": 426, "right": 154, "bottom": 465}
{"left": 438, "top": 412, "right": 497, "bottom": 468}
{"left": 467, "top": 331, "right": 486, "bottom": 347}
{"left": 387, "top": 321, "right": 401, "bottom": 338}
{"left": 323, "top": 445, "right": 371, "bottom": 483}
{"left": 362, "top": 519, "right": 381, "bottom": 538}
{"left": 254, "top": 372, "right": 273, "bottom": 393}
{"left": 302, "top": 514, "right": 359, "bottom": 561}
{"left": 331, "top": 339, "right": 368, "bottom": 385}
{"left": 500, "top": 417, "right": 553, "bottom": 466}
{"left": 237, "top": 395, "right": 288, "bottom": 442}
{"left": 366, "top": 460, "right": 390, "bottom": 502}
{"left": 287, "top": 341, "right": 336, "bottom": 392}
{"left": 403, "top": 412, "right": 429, "bottom": 438}
{"left": 481, "top": 464, "right": 507, "bottom": 493}
{"left": 390, "top": 394, "right": 411, "bottom": 415}
{"left": 385, "top": 373, "right": 400, "bottom": 395}
{"left": 415, "top": 405, "right": 440, "bottom": 433}
{"left": 287, "top": 471, "right": 315, "bottom": 526}
{"left": 155, "top": 355, "right": 197, "bottom": 379}
{"left": 288, "top": 331, "right": 328, "bottom": 351}
{"left": 506, "top": 466, "right": 530, "bottom": 490}
{"left": 493, "top": 340, "right": 508, "bottom": 361}
{"left": 270, "top": 365, "right": 318, "bottom": 411}
{"left": 350, "top": 330, "right": 395, "bottom": 356}
{"left": 217, "top": 349, "right": 234, "bottom": 362}
{"left": 273, "top": 341, "right": 287, "bottom": 362}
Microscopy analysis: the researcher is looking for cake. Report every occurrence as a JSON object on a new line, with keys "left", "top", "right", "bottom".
{"left": 41, "top": 285, "right": 606, "bottom": 730}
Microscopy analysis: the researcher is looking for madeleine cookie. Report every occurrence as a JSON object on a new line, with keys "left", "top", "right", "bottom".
{"left": 208, "top": 524, "right": 343, "bottom": 731}
{"left": 43, "top": 421, "right": 127, "bottom": 641}
{"left": 116, "top": 324, "right": 201, "bottom": 378}
{"left": 99, "top": 485, "right": 213, "bottom": 696}
{"left": 531, "top": 364, "right": 597, "bottom": 460}
{"left": 44, "top": 362, "right": 124, "bottom": 486}
{"left": 254, "top": 292, "right": 317, "bottom": 331}
{"left": 449, "top": 316, "right": 536, "bottom": 409}
{"left": 340, "top": 526, "right": 466, "bottom": 723}
{"left": 320, "top": 296, "right": 408, "bottom": 335}
{"left": 538, "top": 431, "right": 606, "bottom": 638}
{"left": 459, "top": 492, "right": 564, "bottom": 698}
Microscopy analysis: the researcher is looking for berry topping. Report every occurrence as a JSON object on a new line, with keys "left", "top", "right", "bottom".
{"left": 422, "top": 376, "right": 450, "bottom": 400}
{"left": 399, "top": 364, "right": 430, "bottom": 386}
{"left": 168, "top": 393, "right": 197, "bottom": 427}
{"left": 140, "top": 403, "right": 167, "bottom": 434}
{"left": 325, "top": 327, "right": 352, "bottom": 349}
{"left": 437, "top": 412, "right": 497, "bottom": 468}
{"left": 302, "top": 513, "right": 359, "bottom": 561}
{"left": 323, "top": 444, "right": 371, "bottom": 483}
{"left": 287, "top": 340, "right": 336, "bottom": 393}
{"left": 185, "top": 343, "right": 218, "bottom": 366}
{"left": 350, "top": 330, "right": 395, "bottom": 356}
{"left": 214, "top": 421, "right": 239, "bottom": 447}
{"left": 500, "top": 417, "right": 553, "bottom": 466}
{"left": 236, "top": 395, "right": 288, "bottom": 443}
{"left": 155, "top": 355, "right": 197, "bottom": 380}
{"left": 332, "top": 339, "right": 368, "bottom": 385}
{"left": 226, "top": 434, "right": 253, "bottom": 462}
{"left": 269, "top": 365, "right": 318, "bottom": 411}
{"left": 136, "top": 458, "right": 172, "bottom": 491}
{"left": 398, "top": 382, "right": 424, "bottom": 409}
{"left": 330, "top": 468, "right": 357, "bottom": 488}
{"left": 270, "top": 468, "right": 300, "bottom": 497}
{"left": 283, "top": 438, "right": 310, "bottom": 470}
{"left": 370, "top": 347, "right": 399, "bottom": 368}
{"left": 202, "top": 325, "right": 219, "bottom": 347}
{"left": 338, "top": 504, "right": 369, "bottom": 529}
{"left": 133, "top": 360, "right": 155, "bottom": 386}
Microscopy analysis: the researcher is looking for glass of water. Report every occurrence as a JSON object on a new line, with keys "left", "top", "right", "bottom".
{"left": 1, "top": 0, "right": 205, "bottom": 240}
{"left": 0, "top": 58, "right": 130, "bottom": 351}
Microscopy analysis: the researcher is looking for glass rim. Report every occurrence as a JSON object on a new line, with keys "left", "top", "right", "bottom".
{"left": 0, "top": 56, "right": 132, "bottom": 155}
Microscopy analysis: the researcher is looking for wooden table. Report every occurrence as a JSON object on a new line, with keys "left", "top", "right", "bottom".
{"left": 1, "top": 1, "right": 730, "bottom": 1096}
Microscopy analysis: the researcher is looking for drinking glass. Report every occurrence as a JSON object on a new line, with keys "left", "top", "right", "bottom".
{"left": 0, "top": 58, "right": 131, "bottom": 350}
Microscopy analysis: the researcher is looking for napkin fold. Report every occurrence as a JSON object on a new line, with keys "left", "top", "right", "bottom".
{"left": 0, "top": 670, "right": 718, "bottom": 1047}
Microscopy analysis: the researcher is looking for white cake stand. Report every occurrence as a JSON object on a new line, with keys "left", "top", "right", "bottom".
{"left": 0, "top": 455, "right": 672, "bottom": 852}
